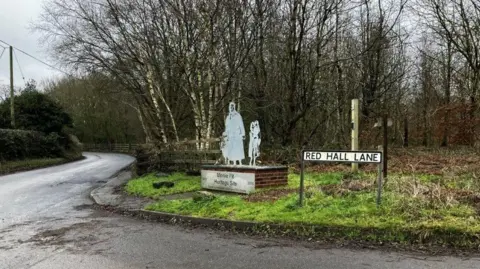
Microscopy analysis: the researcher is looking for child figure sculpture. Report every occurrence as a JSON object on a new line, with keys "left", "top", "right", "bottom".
{"left": 220, "top": 131, "right": 229, "bottom": 165}
{"left": 248, "top": 120, "right": 261, "bottom": 166}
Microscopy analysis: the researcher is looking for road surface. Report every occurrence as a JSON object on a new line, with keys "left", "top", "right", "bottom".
{"left": 0, "top": 152, "right": 479, "bottom": 269}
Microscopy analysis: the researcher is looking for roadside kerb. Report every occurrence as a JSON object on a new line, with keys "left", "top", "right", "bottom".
{"left": 89, "top": 160, "right": 137, "bottom": 207}
{"left": 97, "top": 202, "right": 480, "bottom": 252}
{"left": 89, "top": 166, "right": 311, "bottom": 235}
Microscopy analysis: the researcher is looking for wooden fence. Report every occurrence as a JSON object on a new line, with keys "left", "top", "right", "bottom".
{"left": 158, "top": 138, "right": 222, "bottom": 165}
{"left": 82, "top": 138, "right": 223, "bottom": 171}
{"left": 82, "top": 143, "right": 144, "bottom": 154}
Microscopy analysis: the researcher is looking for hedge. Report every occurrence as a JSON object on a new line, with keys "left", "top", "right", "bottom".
{"left": 0, "top": 129, "right": 65, "bottom": 161}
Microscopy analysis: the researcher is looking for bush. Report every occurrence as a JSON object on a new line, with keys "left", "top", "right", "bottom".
{"left": 0, "top": 87, "right": 81, "bottom": 161}
{"left": 0, "top": 129, "right": 66, "bottom": 161}
{"left": 0, "top": 89, "right": 72, "bottom": 134}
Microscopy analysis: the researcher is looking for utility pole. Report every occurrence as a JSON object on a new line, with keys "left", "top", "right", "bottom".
{"left": 9, "top": 46, "right": 15, "bottom": 128}
{"left": 351, "top": 99, "right": 359, "bottom": 172}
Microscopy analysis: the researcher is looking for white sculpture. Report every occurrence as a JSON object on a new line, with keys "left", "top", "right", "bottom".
{"left": 220, "top": 131, "right": 229, "bottom": 165}
{"left": 248, "top": 120, "right": 261, "bottom": 166}
{"left": 222, "top": 102, "right": 246, "bottom": 165}
{"left": 218, "top": 101, "right": 262, "bottom": 166}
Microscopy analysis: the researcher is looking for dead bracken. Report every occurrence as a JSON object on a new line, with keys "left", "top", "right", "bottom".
{"left": 320, "top": 180, "right": 373, "bottom": 196}
{"left": 244, "top": 189, "right": 297, "bottom": 202}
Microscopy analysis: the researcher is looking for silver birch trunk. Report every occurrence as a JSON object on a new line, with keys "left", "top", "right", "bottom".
{"left": 147, "top": 69, "right": 168, "bottom": 144}
{"left": 156, "top": 86, "right": 180, "bottom": 142}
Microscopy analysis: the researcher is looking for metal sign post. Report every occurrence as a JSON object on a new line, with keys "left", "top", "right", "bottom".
{"left": 376, "top": 161, "right": 383, "bottom": 206}
{"left": 299, "top": 157, "right": 305, "bottom": 206}
{"left": 376, "top": 145, "right": 384, "bottom": 207}
{"left": 299, "top": 150, "right": 383, "bottom": 207}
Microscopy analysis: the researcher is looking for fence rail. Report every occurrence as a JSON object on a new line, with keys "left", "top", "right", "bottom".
{"left": 82, "top": 143, "right": 145, "bottom": 153}
{"left": 82, "top": 138, "right": 223, "bottom": 171}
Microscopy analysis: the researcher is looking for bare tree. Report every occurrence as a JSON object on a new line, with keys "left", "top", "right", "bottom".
{"left": 420, "top": 0, "right": 480, "bottom": 145}
{"left": 35, "top": 0, "right": 460, "bottom": 152}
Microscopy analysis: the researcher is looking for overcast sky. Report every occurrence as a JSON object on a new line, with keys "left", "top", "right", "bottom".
{"left": 0, "top": 0, "right": 63, "bottom": 90}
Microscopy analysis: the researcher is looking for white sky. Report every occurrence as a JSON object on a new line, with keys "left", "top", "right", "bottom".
{"left": 0, "top": 0, "right": 63, "bottom": 90}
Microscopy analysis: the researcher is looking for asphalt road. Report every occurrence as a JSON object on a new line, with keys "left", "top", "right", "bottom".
{"left": 1, "top": 152, "right": 479, "bottom": 269}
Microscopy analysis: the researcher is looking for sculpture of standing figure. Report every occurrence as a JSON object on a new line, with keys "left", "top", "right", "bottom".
{"left": 222, "top": 102, "right": 245, "bottom": 165}
{"left": 248, "top": 120, "right": 261, "bottom": 166}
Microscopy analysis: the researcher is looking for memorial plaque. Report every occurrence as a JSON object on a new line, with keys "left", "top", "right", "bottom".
{"left": 201, "top": 170, "right": 255, "bottom": 194}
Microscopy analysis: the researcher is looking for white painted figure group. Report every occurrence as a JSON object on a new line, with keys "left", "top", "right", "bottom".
{"left": 220, "top": 102, "right": 261, "bottom": 166}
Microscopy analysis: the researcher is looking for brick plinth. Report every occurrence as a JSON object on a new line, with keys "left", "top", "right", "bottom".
{"left": 201, "top": 165, "right": 288, "bottom": 189}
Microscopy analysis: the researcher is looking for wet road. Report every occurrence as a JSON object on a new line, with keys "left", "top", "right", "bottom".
{"left": 1, "top": 152, "right": 479, "bottom": 269}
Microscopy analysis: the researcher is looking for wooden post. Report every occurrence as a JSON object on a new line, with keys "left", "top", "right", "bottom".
{"left": 9, "top": 46, "right": 15, "bottom": 128}
{"left": 351, "top": 99, "right": 359, "bottom": 172}
{"left": 299, "top": 151, "right": 305, "bottom": 207}
{"left": 403, "top": 117, "right": 408, "bottom": 147}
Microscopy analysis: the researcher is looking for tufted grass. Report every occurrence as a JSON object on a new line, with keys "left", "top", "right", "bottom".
{"left": 125, "top": 173, "right": 202, "bottom": 198}
{"left": 144, "top": 172, "right": 480, "bottom": 246}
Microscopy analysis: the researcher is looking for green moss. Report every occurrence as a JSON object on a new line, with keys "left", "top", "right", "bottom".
{"left": 125, "top": 173, "right": 201, "bottom": 198}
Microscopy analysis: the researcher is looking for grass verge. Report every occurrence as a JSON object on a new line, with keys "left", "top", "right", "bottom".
{"left": 0, "top": 157, "right": 81, "bottom": 176}
{"left": 125, "top": 173, "right": 202, "bottom": 198}
{"left": 142, "top": 171, "right": 480, "bottom": 248}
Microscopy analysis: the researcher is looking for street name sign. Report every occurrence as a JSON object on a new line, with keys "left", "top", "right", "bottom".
{"left": 299, "top": 149, "right": 384, "bottom": 207}
{"left": 303, "top": 151, "right": 382, "bottom": 163}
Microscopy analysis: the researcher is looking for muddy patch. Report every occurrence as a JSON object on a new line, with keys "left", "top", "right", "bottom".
{"left": 0, "top": 228, "right": 13, "bottom": 234}
{"left": 113, "top": 183, "right": 127, "bottom": 195}
{"left": 19, "top": 220, "right": 104, "bottom": 247}
{"left": 73, "top": 204, "right": 93, "bottom": 211}
{"left": 0, "top": 245, "right": 13, "bottom": 250}
{"left": 2, "top": 220, "right": 35, "bottom": 229}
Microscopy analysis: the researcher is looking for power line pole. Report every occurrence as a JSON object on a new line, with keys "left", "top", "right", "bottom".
{"left": 9, "top": 46, "right": 15, "bottom": 128}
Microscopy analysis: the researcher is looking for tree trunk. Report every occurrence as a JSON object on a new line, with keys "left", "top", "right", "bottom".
{"left": 470, "top": 73, "right": 479, "bottom": 146}
{"left": 441, "top": 40, "right": 452, "bottom": 147}
{"left": 147, "top": 69, "right": 168, "bottom": 144}
{"left": 158, "top": 91, "right": 180, "bottom": 142}
{"left": 422, "top": 95, "right": 428, "bottom": 147}
{"left": 403, "top": 116, "right": 408, "bottom": 147}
